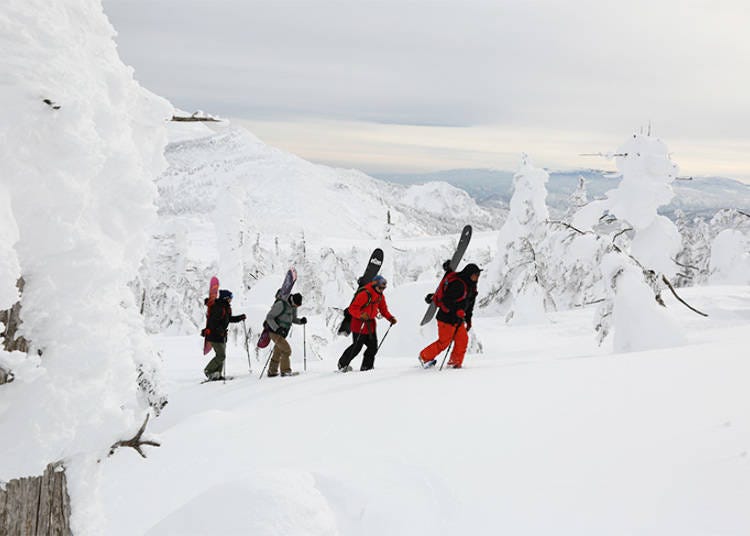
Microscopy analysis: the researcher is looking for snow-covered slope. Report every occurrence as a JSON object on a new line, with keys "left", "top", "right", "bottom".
{"left": 136, "top": 122, "right": 501, "bottom": 334}
{"left": 99, "top": 284, "right": 750, "bottom": 535}
{"left": 158, "top": 122, "right": 501, "bottom": 240}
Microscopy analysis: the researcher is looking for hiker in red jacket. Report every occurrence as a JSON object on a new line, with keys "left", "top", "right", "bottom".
{"left": 338, "top": 275, "right": 397, "bottom": 372}
{"left": 419, "top": 263, "right": 481, "bottom": 369}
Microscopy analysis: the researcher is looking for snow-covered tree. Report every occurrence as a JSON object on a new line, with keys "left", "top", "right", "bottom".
{"left": 482, "top": 155, "right": 554, "bottom": 324}
{"left": 573, "top": 134, "right": 686, "bottom": 351}
{"left": 709, "top": 229, "right": 750, "bottom": 284}
{"left": 673, "top": 211, "right": 712, "bottom": 287}
{"left": 0, "top": 1, "right": 172, "bottom": 532}
{"left": 564, "top": 176, "right": 589, "bottom": 221}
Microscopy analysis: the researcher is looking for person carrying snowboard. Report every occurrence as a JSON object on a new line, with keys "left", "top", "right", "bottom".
{"left": 265, "top": 292, "right": 307, "bottom": 377}
{"left": 338, "top": 275, "right": 397, "bottom": 372}
{"left": 419, "top": 263, "right": 481, "bottom": 369}
{"left": 203, "top": 289, "right": 246, "bottom": 380}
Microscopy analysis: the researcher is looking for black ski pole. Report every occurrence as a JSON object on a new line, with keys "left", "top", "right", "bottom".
{"left": 303, "top": 323, "right": 307, "bottom": 372}
{"left": 259, "top": 348, "right": 273, "bottom": 379}
{"left": 439, "top": 323, "right": 462, "bottom": 371}
{"left": 376, "top": 323, "right": 393, "bottom": 353}
{"left": 242, "top": 319, "right": 252, "bottom": 373}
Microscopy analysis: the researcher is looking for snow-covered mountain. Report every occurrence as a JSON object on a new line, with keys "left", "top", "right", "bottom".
{"left": 160, "top": 122, "right": 502, "bottom": 240}
{"left": 137, "top": 121, "right": 500, "bottom": 334}
{"left": 379, "top": 168, "right": 750, "bottom": 218}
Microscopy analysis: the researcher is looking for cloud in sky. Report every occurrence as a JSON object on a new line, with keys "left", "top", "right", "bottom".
{"left": 104, "top": 0, "right": 750, "bottom": 177}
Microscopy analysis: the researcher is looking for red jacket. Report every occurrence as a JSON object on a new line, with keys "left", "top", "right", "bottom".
{"left": 347, "top": 282, "right": 394, "bottom": 334}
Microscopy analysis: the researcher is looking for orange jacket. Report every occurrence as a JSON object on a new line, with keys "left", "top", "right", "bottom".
{"left": 347, "top": 282, "right": 394, "bottom": 334}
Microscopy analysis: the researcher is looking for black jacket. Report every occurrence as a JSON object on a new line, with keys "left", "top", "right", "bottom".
{"left": 435, "top": 271, "right": 478, "bottom": 326}
{"left": 205, "top": 298, "right": 243, "bottom": 343}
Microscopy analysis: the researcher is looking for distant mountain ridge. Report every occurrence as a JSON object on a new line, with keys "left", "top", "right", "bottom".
{"left": 377, "top": 168, "right": 750, "bottom": 218}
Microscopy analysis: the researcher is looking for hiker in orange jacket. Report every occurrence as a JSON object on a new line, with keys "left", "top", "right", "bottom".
{"left": 338, "top": 275, "right": 397, "bottom": 372}
{"left": 419, "top": 263, "right": 481, "bottom": 369}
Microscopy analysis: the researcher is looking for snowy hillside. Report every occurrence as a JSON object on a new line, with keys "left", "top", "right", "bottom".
{"left": 136, "top": 122, "right": 500, "bottom": 334}
{"left": 99, "top": 284, "right": 750, "bottom": 535}
{"left": 158, "top": 122, "right": 501, "bottom": 240}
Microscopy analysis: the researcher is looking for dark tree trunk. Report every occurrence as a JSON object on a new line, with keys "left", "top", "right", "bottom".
{"left": 0, "top": 277, "right": 29, "bottom": 354}
{"left": 0, "top": 463, "right": 72, "bottom": 535}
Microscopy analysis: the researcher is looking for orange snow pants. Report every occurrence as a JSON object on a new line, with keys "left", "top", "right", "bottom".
{"left": 419, "top": 320, "right": 468, "bottom": 366}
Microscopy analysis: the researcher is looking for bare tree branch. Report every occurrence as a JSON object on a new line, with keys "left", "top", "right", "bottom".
{"left": 171, "top": 115, "right": 221, "bottom": 122}
{"left": 661, "top": 275, "right": 709, "bottom": 317}
{"left": 612, "top": 227, "right": 633, "bottom": 245}
{"left": 579, "top": 152, "right": 629, "bottom": 158}
{"left": 671, "top": 257, "right": 700, "bottom": 271}
{"left": 109, "top": 414, "right": 161, "bottom": 459}
{"left": 546, "top": 220, "right": 591, "bottom": 236}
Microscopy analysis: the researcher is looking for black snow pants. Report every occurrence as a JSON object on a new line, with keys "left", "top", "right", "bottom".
{"left": 338, "top": 332, "right": 378, "bottom": 371}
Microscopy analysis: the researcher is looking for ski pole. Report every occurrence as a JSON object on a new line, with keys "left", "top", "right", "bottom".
{"left": 259, "top": 348, "right": 273, "bottom": 379}
{"left": 439, "top": 323, "right": 462, "bottom": 371}
{"left": 242, "top": 319, "right": 252, "bottom": 373}
{"left": 376, "top": 323, "right": 393, "bottom": 353}
{"left": 303, "top": 324, "right": 307, "bottom": 372}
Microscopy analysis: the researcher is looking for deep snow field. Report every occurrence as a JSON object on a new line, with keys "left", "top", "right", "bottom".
{"left": 100, "top": 284, "right": 750, "bottom": 535}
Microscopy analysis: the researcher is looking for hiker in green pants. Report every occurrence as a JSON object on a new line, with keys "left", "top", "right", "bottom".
{"left": 204, "top": 289, "right": 246, "bottom": 380}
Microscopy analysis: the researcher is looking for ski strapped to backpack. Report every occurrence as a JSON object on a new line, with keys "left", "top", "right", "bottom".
{"left": 338, "top": 248, "right": 383, "bottom": 335}
{"left": 420, "top": 225, "right": 472, "bottom": 326}
{"left": 432, "top": 271, "right": 467, "bottom": 313}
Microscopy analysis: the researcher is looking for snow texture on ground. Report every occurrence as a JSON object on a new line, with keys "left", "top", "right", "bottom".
{"left": 100, "top": 285, "right": 750, "bottom": 535}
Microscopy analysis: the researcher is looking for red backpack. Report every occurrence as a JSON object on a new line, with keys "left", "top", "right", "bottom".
{"left": 432, "top": 272, "right": 467, "bottom": 313}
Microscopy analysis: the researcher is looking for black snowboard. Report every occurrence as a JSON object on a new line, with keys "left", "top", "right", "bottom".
{"left": 420, "top": 225, "right": 473, "bottom": 326}
{"left": 338, "top": 249, "right": 384, "bottom": 335}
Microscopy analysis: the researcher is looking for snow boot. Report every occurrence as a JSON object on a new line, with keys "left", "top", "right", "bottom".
{"left": 281, "top": 371, "right": 299, "bottom": 377}
{"left": 338, "top": 364, "right": 353, "bottom": 373}
{"left": 418, "top": 356, "right": 437, "bottom": 369}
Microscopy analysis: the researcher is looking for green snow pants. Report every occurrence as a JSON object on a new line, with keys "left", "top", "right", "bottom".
{"left": 204, "top": 342, "right": 227, "bottom": 377}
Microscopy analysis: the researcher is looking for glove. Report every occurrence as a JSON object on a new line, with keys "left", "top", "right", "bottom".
{"left": 300, "top": 317, "right": 308, "bottom": 324}
{"left": 389, "top": 317, "right": 398, "bottom": 325}
{"left": 456, "top": 309, "right": 466, "bottom": 319}
{"left": 442, "top": 259, "right": 452, "bottom": 272}
{"left": 238, "top": 314, "right": 246, "bottom": 321}
{"left": 361, "top": 312, "right": 370, "bottom": 320}
{"left": 424, "top": 293, "right": 434, "bottom": 304}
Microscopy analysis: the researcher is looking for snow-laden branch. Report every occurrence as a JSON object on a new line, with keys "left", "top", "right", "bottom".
{"left": 108, "top": 414, "right": 161, "bottom": 459}
{"left": 546, "top": 219, "right": 708, "bottom": 318}
{"left": 661, "top": 275, "right": 709, "bottom": 317}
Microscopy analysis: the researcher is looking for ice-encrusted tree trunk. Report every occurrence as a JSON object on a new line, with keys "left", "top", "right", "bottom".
{"left": 481, "top": 155, "right": 553, "bottom": 324}
{"left": 0, "top": 1, "right": 172, "bottom": 534}
{"left": 574, "top": 134, "right": 686, "bottom": 352}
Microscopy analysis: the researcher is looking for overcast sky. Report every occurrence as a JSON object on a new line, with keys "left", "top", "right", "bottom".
{"left": 104, "top": 0, "right": 750, "bottom": 179}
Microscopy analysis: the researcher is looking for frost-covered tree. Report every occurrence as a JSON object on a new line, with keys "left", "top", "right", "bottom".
{"left": 482, "top": 155, "right": 554, "bottom": 324}
{"left": 573, "top": 134, "right": 687, "bottom": 351}
{"left": 709, "top": 229, "right": 750, "bottom": 284}
{"left": 381, "top": 210, "right": 396, "bottom": 286}
{"left": 564, "top": 176, "right": 589, "bottom": 221}
{"left": 673, "top": 210, "right": 712, "bottom": 287}
{"left": 0, "top": 1, "right": 172, "bottom": 532}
